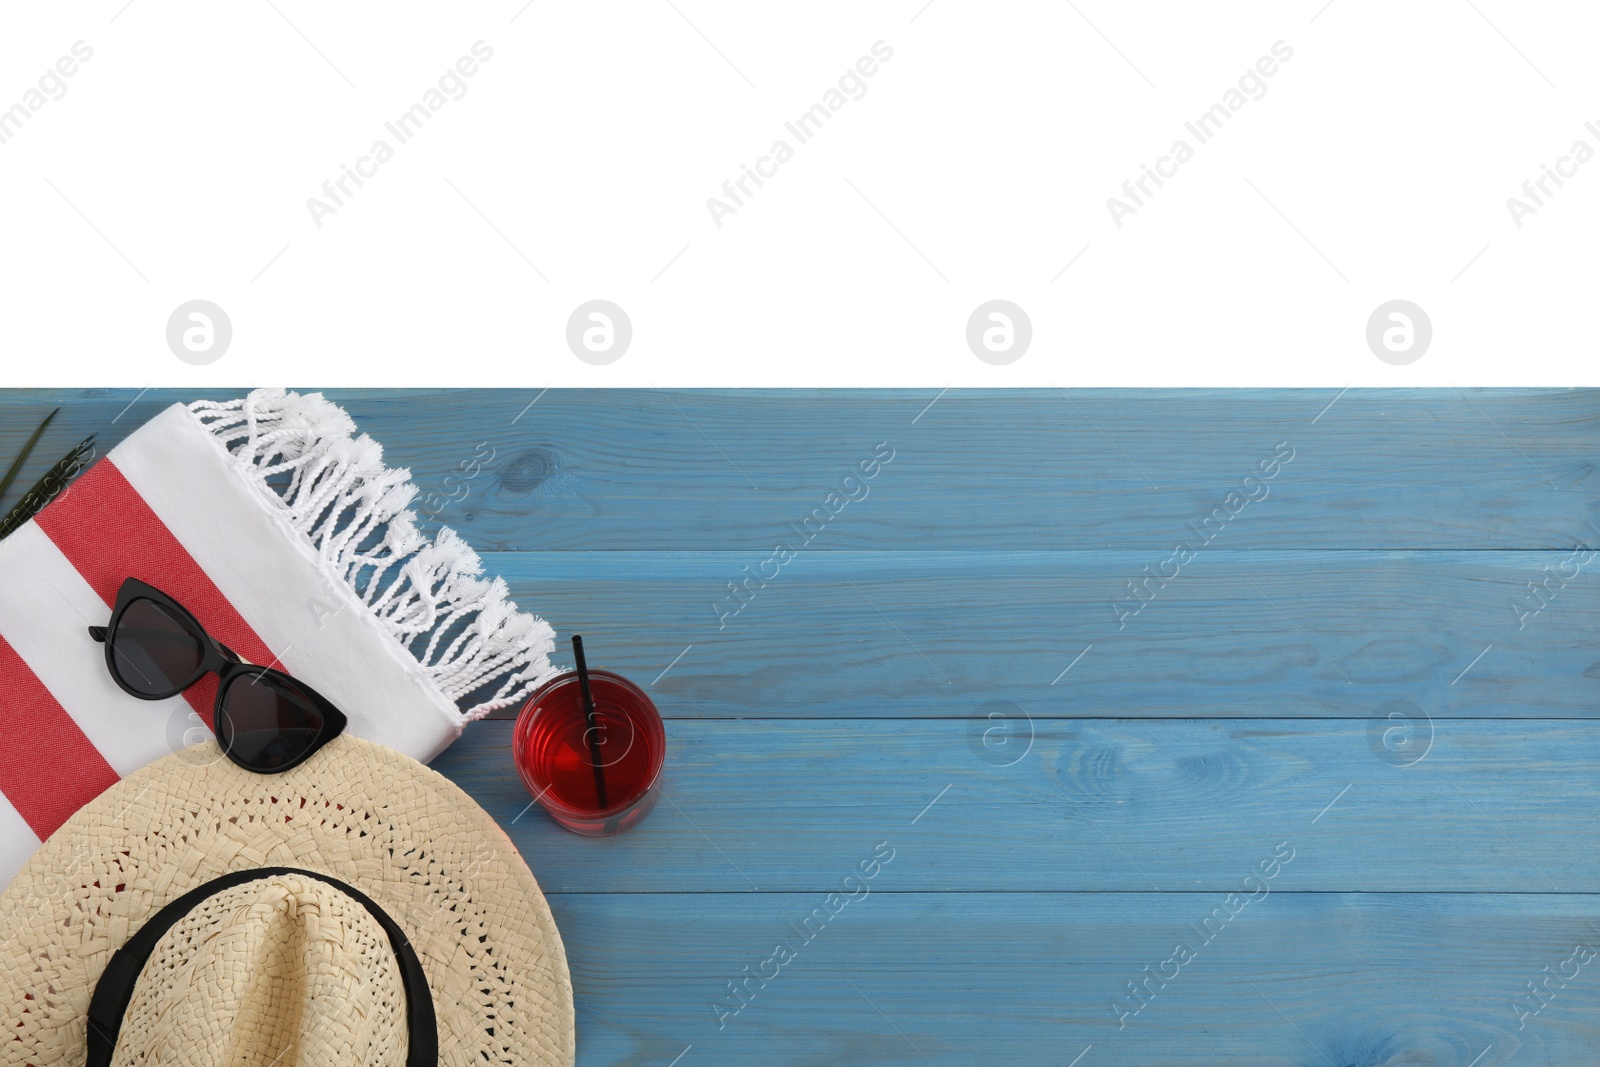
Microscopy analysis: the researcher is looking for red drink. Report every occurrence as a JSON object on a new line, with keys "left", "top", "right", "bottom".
{"left": 512, "top": 669, "right": 665, "bottom": 836}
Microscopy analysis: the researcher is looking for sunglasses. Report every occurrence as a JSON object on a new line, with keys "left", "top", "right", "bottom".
{"left": 88, "top": 578, "right": 346, "bottom": 774}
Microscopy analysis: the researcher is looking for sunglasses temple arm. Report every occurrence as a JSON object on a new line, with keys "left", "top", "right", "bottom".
{"left": 88, "top": 626, "right": 107, "bottom": 643}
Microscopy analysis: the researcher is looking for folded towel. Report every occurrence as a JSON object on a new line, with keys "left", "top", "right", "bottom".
{"left": 0, "top": 389, "right": 556, "bottom": 885}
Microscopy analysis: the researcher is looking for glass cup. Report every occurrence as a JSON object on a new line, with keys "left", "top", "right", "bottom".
{"left": 512, "top": 668, "right": 665, "bottom": 836}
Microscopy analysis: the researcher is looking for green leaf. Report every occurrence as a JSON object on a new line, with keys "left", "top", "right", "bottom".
{"left": 0, "top": 435, "right": 96, "bottom": 541}
{"left": 0, "top": 408, "right": 59, "bottom": 507}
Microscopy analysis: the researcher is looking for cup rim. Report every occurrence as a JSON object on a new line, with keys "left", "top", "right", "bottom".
{"left": 513, "top": 669, "right": 666, "bottom": 819}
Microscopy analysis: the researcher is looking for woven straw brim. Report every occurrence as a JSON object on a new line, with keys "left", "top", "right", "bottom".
{"left": 0, "top": 735, "right": 574, "bottom": 1067}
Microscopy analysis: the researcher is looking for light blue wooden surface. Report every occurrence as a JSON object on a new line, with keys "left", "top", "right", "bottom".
{"left": 9, "top": 388, "right": 1600, "bottom": 1066}
{"left": 437, "top": 718, "right": 1600, "bottom": 894}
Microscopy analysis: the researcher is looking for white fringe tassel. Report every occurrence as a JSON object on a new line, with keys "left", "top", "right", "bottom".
{"left": 188, "top": 388, "right": 557, "bottom": 721}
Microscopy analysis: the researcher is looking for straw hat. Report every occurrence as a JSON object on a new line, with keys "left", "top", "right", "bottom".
{"left": 0, "top": 734, "right": 574, "bottom": 1066}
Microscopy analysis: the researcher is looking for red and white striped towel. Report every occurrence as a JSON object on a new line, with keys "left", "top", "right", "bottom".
{"left": 0, "top": 389, "right": 556, "bottom": 886}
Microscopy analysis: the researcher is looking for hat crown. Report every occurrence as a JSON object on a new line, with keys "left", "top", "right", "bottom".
{"left": 0, "top": 734, "right": 573, "bottom": 1065}
{"left": 113, "top": 874, "right": 408, "bottom": 1067}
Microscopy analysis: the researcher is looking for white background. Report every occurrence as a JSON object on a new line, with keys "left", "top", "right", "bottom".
{"left": 0, "top": 0, "right": 1594, "bottom": 386}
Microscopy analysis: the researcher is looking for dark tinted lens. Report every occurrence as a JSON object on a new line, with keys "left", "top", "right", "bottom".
{"left": 217, "top": 670, "right": 325, "bottom": 771}
{"left": 111, "top": 598, "right": 206, "bottom": 697}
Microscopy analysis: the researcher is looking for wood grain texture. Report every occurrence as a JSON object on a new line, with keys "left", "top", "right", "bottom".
{"left": 5, "top": 388, "right": 1596, "bottom": 1065}
{"left": 435, "top": 718, "right": 1593, "bottom": 894}
{"left": 2, "top": 388, "right": 1598, "bottom": 549}
{"left": 543, "top": 891, "right": 1600, "bottom": 1066}
{"left": 478, "top": 549, "right": 1600, "bottom": 719}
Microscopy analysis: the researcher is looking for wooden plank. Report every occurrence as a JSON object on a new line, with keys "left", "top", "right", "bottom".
{"left": 436, "top": 718, "right": 1596, "bottom": 894}
{"left": 480, "top": 549, "right": 1600, "bottom": 719}
{"left": 543, "top": 890, "right": 1600, "bottom": 1065}
{"left": 2, "top": 388, "right": 1597, "bottom": 550}
{"left": 7, "top": 386, "right": 1593, "bottom": 1064}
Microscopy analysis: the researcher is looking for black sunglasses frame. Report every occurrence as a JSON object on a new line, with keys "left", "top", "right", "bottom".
{"left": 89, "top": 577, "right": 347, "bottom": 775}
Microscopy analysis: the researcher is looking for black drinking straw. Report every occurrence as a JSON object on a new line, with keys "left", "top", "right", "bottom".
{"left": 572, "top": 635, "right": 608, "bottom": 809}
